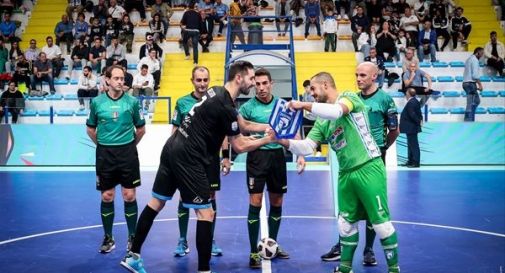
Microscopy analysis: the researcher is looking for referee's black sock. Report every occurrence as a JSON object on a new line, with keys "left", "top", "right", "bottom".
{"left": 268, "top": 205, "right": 282, "bottom": 241}
{"left": 247, "top": 204, "right": 261, "bottom": 253}
{"left": 196, "top": 220, "right": 213, "bottom": 271}
{"left": 131, "top": 205, "right": 158, "bottom": 254}
{"left": 100, "top": 201, "right": 114, "bottom": 237}
{"left": 124, "top": 200, "right": 138, "bottom": 237}
{"left": 211, "top": 199, "right": 217, "bottom": 237}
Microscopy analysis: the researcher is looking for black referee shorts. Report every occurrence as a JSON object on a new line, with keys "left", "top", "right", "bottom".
{"left": 246, "top": 148, "right": 287, "bottom": 194}
{"left": 96, "top": 141, "right": 141, "bottom": 191}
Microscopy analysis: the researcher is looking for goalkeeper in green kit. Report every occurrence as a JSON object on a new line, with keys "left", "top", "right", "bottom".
{"left": 271, "top": 70, "right": 400, "bottom": 273}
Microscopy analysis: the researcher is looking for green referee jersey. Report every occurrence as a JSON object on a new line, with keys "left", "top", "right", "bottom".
{"left": 358, "top": 88, "right": 397, "bottom": 148}
{"left": 172, "top": 92, "right": 199, "bottom": 127}
{"left": 239, "top": 95, "right": 282, "bottom": 150}
{"left": 86, "top": 92, "right": 145, "bottom": 146}
{"left": 307, "top": 92, "right": 382, "bottom": 171}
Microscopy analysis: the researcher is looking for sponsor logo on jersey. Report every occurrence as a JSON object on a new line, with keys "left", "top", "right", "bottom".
{"left": 333, "top": 139, "right": 347, "bottom": 150}
{"left": 332, "top": 126, "right": 344, "bottom": 138}
{"left": 193, "top": 196, "right": 203, "bottom": 204}
{"left": 207, "top": 88, "right": 216, "bottom": 98}
{"left": 231, "top": 121, "right": 238, "bottom": 132}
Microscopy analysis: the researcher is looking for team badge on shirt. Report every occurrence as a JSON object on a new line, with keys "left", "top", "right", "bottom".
{"left": 112, "top": 111, "right": 119, "bottom": 121}
{"left": 207, "top": 88, "right": 216, "bottom": 98}
{"left": 231, "top": 121, "right": 238, "bottom": 132}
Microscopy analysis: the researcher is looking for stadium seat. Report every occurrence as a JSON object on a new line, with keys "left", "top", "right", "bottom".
{"left": 443, "top": 91, "right": 460, "bottom": 97}
{"left": 450, "top": 107, "right": 465, "bottom": 114}
{"left": 64, "top": 94, "right": 78, "bottom": 100}
{"left": 46, "top": 94, "right": 63, "bottom": 100}
{"left": 54, "top": 78, "right": 69, "bottom": 85}
{"left": 476, "top": 107, "right": 487, "bottom": 114}
{"left": 449, "top": 61, "right": 465, "bottom": 67}
{"left": 419, "top": 62, "right": 431, "bottom": 68}
{"left": 38, "top": 110, "right": 51, "bottom": 116}
{"left": 75, "top": 109, "right": 89, "bottom": 116}
{"left": 70, "top": 79, "right": 78, "bottom": 85}
{"left": 384, "top": 62, "right": 396, "bottom": 68}
{"left": 481, "top": 91, "right": 498, "bottom": 97}
{"left": 455, "top": 76, "right": 464, "bottom": 82}
{"left": 21, "top": 109, "right": 37, "bottom": 116}
{"left": 437, "top": 76, "right": 454, "bottom": 82}
{"left": 499, "top": 91, "right": 505, "bottom": 97}
{"left": 28, "top": 96, "right": 44, "bottom": 101}
{"left": 479, "top": 75, "right": 492, "bottom": 82}
{"left": 492, "top": 76, "right": 505, "bottom": 82}
{"left": 388, "top": 91, "right": 405, "bottom": 98}
{"left": 488, "top": 107, "right": 505, "bottom": 114}
{"left": 432, "top": 62, "right": 449, "bottom": 68}
{"left": 430, "top": 107, "right": 449, "bottom": 114}
{"left": 56, "top": 110, "right": 75, "bottom": 116}
{"left": 127, "top": 64, "right": 138, "bottom": 70}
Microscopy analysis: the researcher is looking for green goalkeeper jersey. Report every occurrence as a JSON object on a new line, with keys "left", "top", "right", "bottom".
{"left": 307, "top": 92, "right": 381, "bottom": 171}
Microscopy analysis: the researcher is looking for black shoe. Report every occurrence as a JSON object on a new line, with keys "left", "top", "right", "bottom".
{"left": 275, "top": 245, "right": 290, "bottom": 259}
{"left": 363, "top": 247, "right": 377, "bottom": 266}
{"left": 249, "top": 252, "right": 262, "bottom": 269}
{"left": 99, "top": 234, "right": 115, "bottom": 253}
{"left": 321, "top": 242, "right": 341, "bottom": 261}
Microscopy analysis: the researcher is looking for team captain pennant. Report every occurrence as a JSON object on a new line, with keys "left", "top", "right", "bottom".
{"left": 268, "top": 98, "right": 302, "bottom": 139}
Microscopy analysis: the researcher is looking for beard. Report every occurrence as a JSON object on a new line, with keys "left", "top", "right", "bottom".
{"left": 239, "top": 82, "right": 252, "bottom": 95}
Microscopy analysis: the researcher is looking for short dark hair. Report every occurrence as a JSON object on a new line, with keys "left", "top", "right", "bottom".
{"left": 490, "top": 31, "right": 497, "bottom": 36}
{"left": 303, "top": 80, "right": 311, "bottom": 87}
{"left": 474, "top": 47, "right": 484, "bottom": 54}
{"left": 83, "top": 66, "right": 92, "bottom": 71}
{"left": 188, "top": 1, "right": 196, "bottom": 9}
{"left": 105, "top": 65, "right": 125, "bottom": 78}
{"left": 227, "top": 61, "right": 254, "bottom": 82}
{"left": 46, "top": 36, "right": 53, "bottom": 41}
{"left": 254, "top": 68, "right": 272, "bottom": 81}
{"left": 141, "top": 64, "right": 149, "bottom": 70}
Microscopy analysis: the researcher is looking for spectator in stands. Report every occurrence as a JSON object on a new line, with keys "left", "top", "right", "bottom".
{"left": 0, "top": 0, "right": 14, "bottom": 16}
{"left": 402, "top": 47, "right": 419, "bottom": 72}
{"left": 181, "top": 1, "right": 202, "bottom": 65}
{"left": 400, "top": 7, "right": 419, "bottom": 47}
{"left": 429, "top": 0, "right": 447, "bottom": 19}
{"left": 139, "top": 33, "right": 163, "bottom": 59}
{"left": 376, "top": 21, "right": 397, "bottom": 61}
{"left": 74, "top": 12, "right": 88, "bottom": 41}
{"left": 106, "top": 35, "right": 127, "bottom": 69}
{"left": 66, "top": 0, "right": 84, "bottom": 21}
{"left": 450, "top": 7, "right": 471, "bottom": 49}
{"left": 413, "top": 0, "right": 429, "bottom": 23}
{"left": 351, "top": 5, "right": 368, "bottom": 52}
{"left": 151, "top": 0, "right": 173, "bottom": 37}
{"left": 77, "top": 65, "right": 98, "bottom": 110}
{"left": 88, "top": 37, "right": 106, "bottom": 74}
{"left": 124, "top": 0, "right": 146, "bottom": 23}
{"left": 54, "top": 15, "right": 74, "bottom": 54}
{"left": 199, "top": 0, "right": 216, "bottom": 36}
{"left": 364, "top": 47, "right": 385, "bottom": 88}
{"left": 394, "top": 0, "right": 410, "bottom": 16}
{"left": 24, "top": 39, "right": 40, "bottom": 65}
{"left": 463, "top": 47, "right": 484, "bottom": 122}
{"left": 98, "top": 67, "right": 108, "bottom": 93}
{"left": 395, "top": 29, "right": 408, "bottom": 61}
{"left": 381, "top": 0, "right": 394, "bottom": 20}
{"left": 275, "top": 0, "right": 290, "bottom": 37}
{"left": 12, "top": 54, "right": 30, "bottom": 92}
{"left": 356, "top": 25, "right": 370, "bottom": 57}
{"left": 432, "top": 9, "right": 450, "bottom": 52}
{"left": 366, "top": 0, "right": 382, "bottom": 25}
{"left": 323, "top": 8, "right": 337, "bottom": 52}
{"left": 104, "top": 15, "right": 118, "bottom": 47}
{"left": 138, "top": 48, "right": 161, "bottom": 90}
{"left": 7, "top": 40, "right": 22, "bottom": 72}
{"left": 117, "top": 14, "right": 134, "bottom": 54}
{"left": 132, "top": 64, "right": 154, "bottom": 110}
{"left": 124, "top": 70, "right": 133, "bottom": 93}
{"left": 0, "top": 81, "right": 24, "bottom": 123}
{"left": 0, "top": 13, "right": 18, "bottom": 43}
{"left": 334, "top": 0, "right": 350, "bottom": 20}
{"left": 229, "top": 0, "right": 245, "bottom": 44}
{"left": 42, "top": 36, "right": 64, "bottom": 78}
{"left": 108, "top": 0, "right": 126, "bottom": 23}
{"left": 213, "top": 0, "right": 228, "bottom": 37}
{"left": 387, "top": 11, "right": 401, "bottom": 35}
{"left": 150, "top": 13, "right": 165, "bottom": 44}
{"left": 198, "top": 10, "right": 212, "bottom": 53}
{"left": 93, "top": 0, "right": 108, "bottom": 25}
{"left": 0, "top": 39, "right": 7, "bottom": 74}
{"left": 399, "top": 87, "right": 422, "bottom": 168}
{"left": 89, "top": 17, "right": 104, "bottom": 47}
{"left": 243, "top": 0, "right": 260, "bottom": 23}
{"left": 31, "top": 52, "right": 55, "bottom": 95}
{"left": 484, "top": 31, "right": 504, "bottom": 77}
{"left": 304, "top": 0, "right": 321, "bottom": 39}
{"left": 417, "top": 20, "right": 437, "bottom": 62}
{"left": 68, "top": 36, "right": 88, "bottom": 80}
{"left": 402, "top": 60, "right": 433, "bottom": 107}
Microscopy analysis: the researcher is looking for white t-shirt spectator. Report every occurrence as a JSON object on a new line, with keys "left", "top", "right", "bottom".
{"left": 133, "top": 73, "right": 155, "bottom": 89}
{"left": 137, "top": 56, "right": 161, "bottom": 74}
{"left": 400, "top": 15, "right": 419, "bottom": 32}
{"left": 42, "top": 45, "right": 62, "bottom": 60}
{"left": 108, "top": 5, "right": 126, "bottom": 20}
{"left": 78, "top": 74, "right": 98, "bottom": 90}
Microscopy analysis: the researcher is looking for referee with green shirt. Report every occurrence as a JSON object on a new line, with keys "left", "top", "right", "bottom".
{"left": 321, "top": 62, "right": 399, "bottom": 266}
{"left": 86, "top": 65, "right": 146, "bottom": 254}
{"left": 239, "top": 68, "right": 306, "bottom": 268}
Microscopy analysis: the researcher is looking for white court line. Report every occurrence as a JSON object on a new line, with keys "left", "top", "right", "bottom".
{"left": 260, "top": 196, "right": 272, "bottom": 273}
{"left": 1, "top": 216, "right": 504, "bottom": 247}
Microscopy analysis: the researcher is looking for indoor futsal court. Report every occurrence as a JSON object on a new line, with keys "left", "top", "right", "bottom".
{"left": 1, "top": 166, "right": 504, "bottom": 273}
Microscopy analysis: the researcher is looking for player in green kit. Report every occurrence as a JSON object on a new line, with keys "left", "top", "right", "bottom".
{"left": 273, "top": 72, "right": 400, "bottom": 273}
{"left": 86, "top": 65, "right": 146, "bottom": 254}
{"left": 240, "top": 68, "right": 306, "bottom": 268}
{"left": 171, "top": 66, "right": 230, "bottom": 257}
{"left": 321, "top": 62, "right": 399, "bottom": 266}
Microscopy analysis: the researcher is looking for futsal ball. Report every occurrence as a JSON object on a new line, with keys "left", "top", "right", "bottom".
{"left": 257, "top": 238, "right": 278, "bottom": 260}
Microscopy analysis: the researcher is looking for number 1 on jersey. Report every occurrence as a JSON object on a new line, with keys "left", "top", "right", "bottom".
{"left": 188, "top": 96, "right": 207, "bottom": 116}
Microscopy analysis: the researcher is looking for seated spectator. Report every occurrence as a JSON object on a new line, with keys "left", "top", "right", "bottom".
{"left": 322, "top": 8, "right": 337, "bottom": 52}
{"left": 108, "top": 0, "right": 126, "bottom": 23}
{"left": 413, "top": 0, "right": 429, "bottom": 23}
{"left": 275, "top": 0, "right": 290, "bottom": 36}
{"left": 0, "top": 81, "right": 24, "bottom": 123}
{"left": 394, "top": 0, "right": 410, "bottom": 16}
{"left": 198, "top": 0, "right": 216, "bottom": 36}
{"left": 198, "top": 10, "right": 212, "bottom": 53}
{"left": 290, "top": 0, "right": 304, "bottom": 27}
{"left": 98, "top": 67, "right": 107, "bottom": 93}
{"left": 132, "top": 64, "right": 155, "bottom": 110}
{"left": 400, "top": 7, "right": 419, "bottom": 47}
{"left": 484, "top": 31, "right": 504, "bottom": 77}
{"left": 335, "top": 0, "right": 350, "bottom": 20}
{"left": 118, "top": 14, "right": 134, "bottom": 53}
{"left": 106, "top": 35, "right": 127, "bottom": 68}
{"left": 432, "top": 9, "right": 450, "bottom": 51}
{"left": 66, "top": 0, "right": 84, "bottom": 21}
{"left": 213, "top": 0, "right": 228, "bottom": 37}
{"left": 351, "top": 5, "right": 369, "bottom": 51}
{"left": 92, "top": 0, "right": 108, "bottom": 25}
{"left": 149, "top": 13, "right": 165, "bottom": 44}
{"left": 402, "top": 60, "right": 434, "bottom": 107}
{"left": 88, "top": 37, "right": 106, "bottom": 74}
{"left": 402, "top": 47, "right": 419, "bottom": 72}
{"left": 395, "top": 29, "right": 408, "bottom": 61}
{"left": 7, "top": 40, "right": 22, "bottom": 72}
{"left": 417, "top": 20, "right": 437, "bottom": 62}
{"left": 124, "top": 70, "right": 133, "bottom": 93}
{"left": 429, "top": 0, "right": 447, "bottom": 19}
{"left": 73, "top": 12, "right": 88, "bottom": 41}
{"left": 12, "top": 54, "right": 30, "bottom": 92}
{"left": 0, "top": 39, "right": 8, "bottom": 73}
{"left": 228, "top": 0, "right": 245, "bottom": 44}
{"left": 0, "top": 13, "right": 19, "bottom": 43}
{"left": 243, "top": 0, "right": 260, "bottom": 23}
{"left": 104, "top": 15, "right": 118, "bottom": 47}
{"left": 364, "top": 47, "right": 386, "bottom": 88}
{"left": 376, "top": 21, "right": 397, "bottom": 61}
{"left": 137, "top": 48, "right": 161, "bottom": 90}
{"left": 42, "top": 36, "right": 64, "bottom": 78}
{"left": 450, "top": 7, "right": 471, "bottom": 49}
{"left": 0, "top": 0, "right": 14, "bottom": 15}
{"left": 77, "top": 66, "right": 98, "bottom": 110}
{"left": 151, "top": 0, "right": 173, "bottom": 36}
{"left": 68, "top": 36, "right": 89, "bottom": 80}
{"left": 54, "top": 15, "right": 74, "bottom": 54}
{"left": 124, "top": 0, "right": 146, "bottom": 22}
{"left": 139, "top": 33, "right": 163, "bottom": 60}
{"left": 24, "top": 39, "right": 40, "bottom": 65}
{"left": 30, "top": 52, "right": 55, "bottom": 95}
{"left": 356, "top": 25, "right": 370, "bottom": 57}
{"left": 366, "top": 0, "right": 382, "bottom": 25}
{"left": 304, "top": 0, "right": 321, "bottom": 38}
{"left": 88, "top": 17, "right": 104, "bottom": 46}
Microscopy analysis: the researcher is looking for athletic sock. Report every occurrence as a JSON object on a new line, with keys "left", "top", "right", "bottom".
{"left": 211, "top": 199, "right": 217, "bottom": 237}
{"left": 247, "top": 204, "right": 261, "bottom": 253}
{"left": 365, "top": 220, "right": 376, "bottom": 250}
{"left": 268, "top": 205, "right": 282, "bottom": 241}
{"left": 196, "top": 220, "right": 213, "bottom": 271}
{"left": 100, "top": 201, "right": 114, "bottom": 236}
{"left": 178, "top": 200, "right": 190, "bottom": 240}
{"left": 381, "top": 232, "right": 400, "bottom": 273}
{"left": 339, "top": 232, "right": 359, "bottom": 273}
{"left": 130, "top": 205, "right": 158, "bottom": 254}
{"left": 124, "top": 200, "right": 138, "bottom": 236}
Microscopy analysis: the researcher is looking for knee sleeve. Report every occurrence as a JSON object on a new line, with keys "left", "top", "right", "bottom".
{"left": 372, "top": 221, "right": 395, "bottom": 239}
{"left": 337, "top": 216, "right": 358, "bottom": 237}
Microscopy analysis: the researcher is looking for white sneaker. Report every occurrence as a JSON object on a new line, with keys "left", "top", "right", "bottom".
{"left": 315, "top": 151, "right": 322, "bottom": 157}
{"left": 343, "top": 14, "right": 349, "bottom": 20}
{"left": 185, "top": 55, "right": 190, "bottom": 60}
{"left": 337, "top": 15, "right": 342, "bottom": 20}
